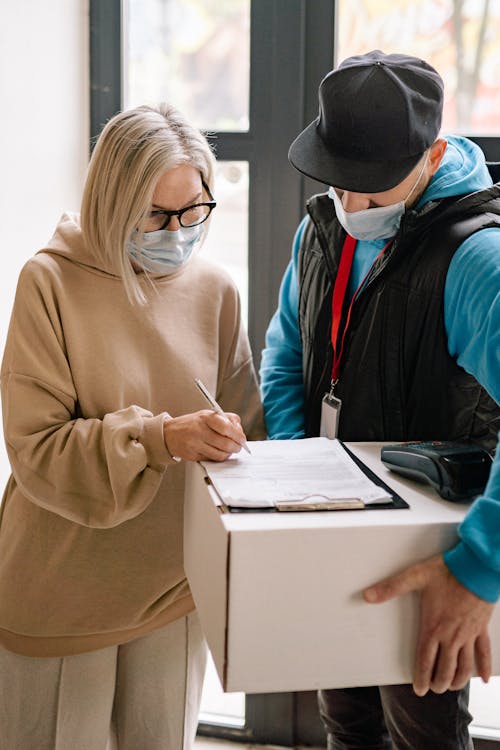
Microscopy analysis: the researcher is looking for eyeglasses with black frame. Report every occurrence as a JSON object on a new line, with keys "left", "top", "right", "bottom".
{"left": 145, "top": 180, "right": 216, "bottom": 232}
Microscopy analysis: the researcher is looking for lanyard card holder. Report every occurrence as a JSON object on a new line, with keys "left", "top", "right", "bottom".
{"left": 320, "top": 392, "right": 342, "bottom": 439}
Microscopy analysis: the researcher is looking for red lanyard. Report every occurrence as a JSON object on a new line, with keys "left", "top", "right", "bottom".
{"left": 330, "top": 235, "right": 391, "bottom": 387}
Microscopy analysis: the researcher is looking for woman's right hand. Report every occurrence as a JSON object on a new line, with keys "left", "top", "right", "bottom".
{"left": 163, "top": 409, "right": 247, "bottom": 462}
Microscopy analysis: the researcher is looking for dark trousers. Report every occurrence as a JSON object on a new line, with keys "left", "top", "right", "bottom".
{"left": 318, "top": 684, "right": 473, "bottom": 750}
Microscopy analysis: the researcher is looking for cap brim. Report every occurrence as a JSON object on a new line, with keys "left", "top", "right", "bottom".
{"left": 288, "top": 119, "right": 422, "bottom": 193}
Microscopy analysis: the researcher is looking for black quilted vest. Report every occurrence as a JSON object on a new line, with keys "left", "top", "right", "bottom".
{"left": 297, "top": 184, "right": 500, "bottom": 450}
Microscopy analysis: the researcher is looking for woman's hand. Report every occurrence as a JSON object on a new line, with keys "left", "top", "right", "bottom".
{"left": 163, "top": 410, "right": 247, "bottom": 462}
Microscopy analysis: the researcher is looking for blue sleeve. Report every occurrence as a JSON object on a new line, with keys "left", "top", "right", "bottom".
{"left": 260, "top": 218, "right": 308, "bottom": 439}
{"left": 443, "top": 227, "right": 500, "bottom": 601}
{"left": 444, "top": 433, "right": 500, "bottom": 603}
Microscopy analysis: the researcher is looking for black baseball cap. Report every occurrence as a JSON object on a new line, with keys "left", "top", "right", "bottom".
{"left": 288, "top": 50, "right": 444, "bottom": 192}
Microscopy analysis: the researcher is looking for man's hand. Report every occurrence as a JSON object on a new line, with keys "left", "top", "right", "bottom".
{"left": 363, "top": 555, "right": 495, "bottom": 696}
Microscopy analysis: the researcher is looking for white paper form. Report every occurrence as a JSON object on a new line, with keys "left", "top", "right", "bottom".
{"left": 200, "top": 438, "right": 392, "bottom": 509}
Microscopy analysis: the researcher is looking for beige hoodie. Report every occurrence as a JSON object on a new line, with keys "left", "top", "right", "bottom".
{"left": 0, "top": 213, "right": 265, "bottom": 656}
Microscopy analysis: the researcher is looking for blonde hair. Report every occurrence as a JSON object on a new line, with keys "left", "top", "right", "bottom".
{"left": 81, "top": 103, "right": 215, "bottom": 304}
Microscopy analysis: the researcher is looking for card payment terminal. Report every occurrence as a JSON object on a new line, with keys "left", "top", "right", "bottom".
{"left": 380, "top": 441, "right": 492, "bottom": 502}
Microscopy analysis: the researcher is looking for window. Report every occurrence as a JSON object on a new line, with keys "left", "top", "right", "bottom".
{"left": 124, "top": 0, "right": 250, "bottom": 132}
{"left": 90, "top": 0, "right": 500, "bottom": 744}
{"left": 337, "top": 0, "right": 500, "bottom": 136}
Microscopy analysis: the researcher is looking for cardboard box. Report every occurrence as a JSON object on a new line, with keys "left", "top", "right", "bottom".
{"left": 184, "top": 442, "right": 500, "bottom": 693}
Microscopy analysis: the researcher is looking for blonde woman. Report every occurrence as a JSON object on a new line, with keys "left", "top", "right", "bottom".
{"left": 0, "top": 104, "right": 265, "bottom": 749}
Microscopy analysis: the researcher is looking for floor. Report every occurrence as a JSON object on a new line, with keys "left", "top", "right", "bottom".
{"left": 197, "top": 649, "right": 500, "bottom": 747}
{"left": 195, "top": 731, "right": 500, "bottom": 750}
{"left": 200, "top": 650, "right": 500, "bottom": 738}
{"left": 196, "top": 740, "right": 309, "bottom": 750}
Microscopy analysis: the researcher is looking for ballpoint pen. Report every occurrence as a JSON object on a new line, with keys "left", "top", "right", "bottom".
{"left": 194, "top": 378, "right": 252, "bottom": 455}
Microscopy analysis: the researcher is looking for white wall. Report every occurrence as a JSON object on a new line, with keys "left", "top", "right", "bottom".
{"left": 0, "top": 0, "right": 89, "bottom": 484}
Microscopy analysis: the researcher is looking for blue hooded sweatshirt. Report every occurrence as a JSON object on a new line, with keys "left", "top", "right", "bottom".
{"left": 260, "top": 136, "right": 500, "bottom": 603}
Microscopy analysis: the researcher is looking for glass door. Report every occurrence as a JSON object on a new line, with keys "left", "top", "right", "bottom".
{"left": 123, "top": 0, "right": 251, "bottom": 728}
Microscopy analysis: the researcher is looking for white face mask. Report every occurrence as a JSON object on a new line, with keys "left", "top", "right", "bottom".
{"left": 127, "top": 224, "right": 203, "bottom": 275}
{"left": 328, "top": 155, "right": 428, "bottom": 241}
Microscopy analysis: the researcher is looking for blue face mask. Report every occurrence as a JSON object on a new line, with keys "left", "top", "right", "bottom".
{"left": 328, "top": 155, "right": 428, "bottom": 241}
{"left": 127, "top": 224, "right": 203, "bottom": 275}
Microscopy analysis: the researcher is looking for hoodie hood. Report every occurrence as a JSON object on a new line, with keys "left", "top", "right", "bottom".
{"left": 416, "top": 135, "right": 493, "bottom": 208}
{"left": 37, "top": 212, "right": 122, "bottom": 277}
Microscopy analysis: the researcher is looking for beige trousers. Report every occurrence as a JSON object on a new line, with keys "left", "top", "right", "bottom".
{"left": 0, "top": 613, "right": 207, "bottom": 750}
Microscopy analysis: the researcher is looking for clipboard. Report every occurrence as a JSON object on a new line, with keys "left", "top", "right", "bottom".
{"left": 202, "top": 439, "right": 409, "bottom": 513}
{"left": 338, "top": 442, "right": 408, "bottom": 511}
